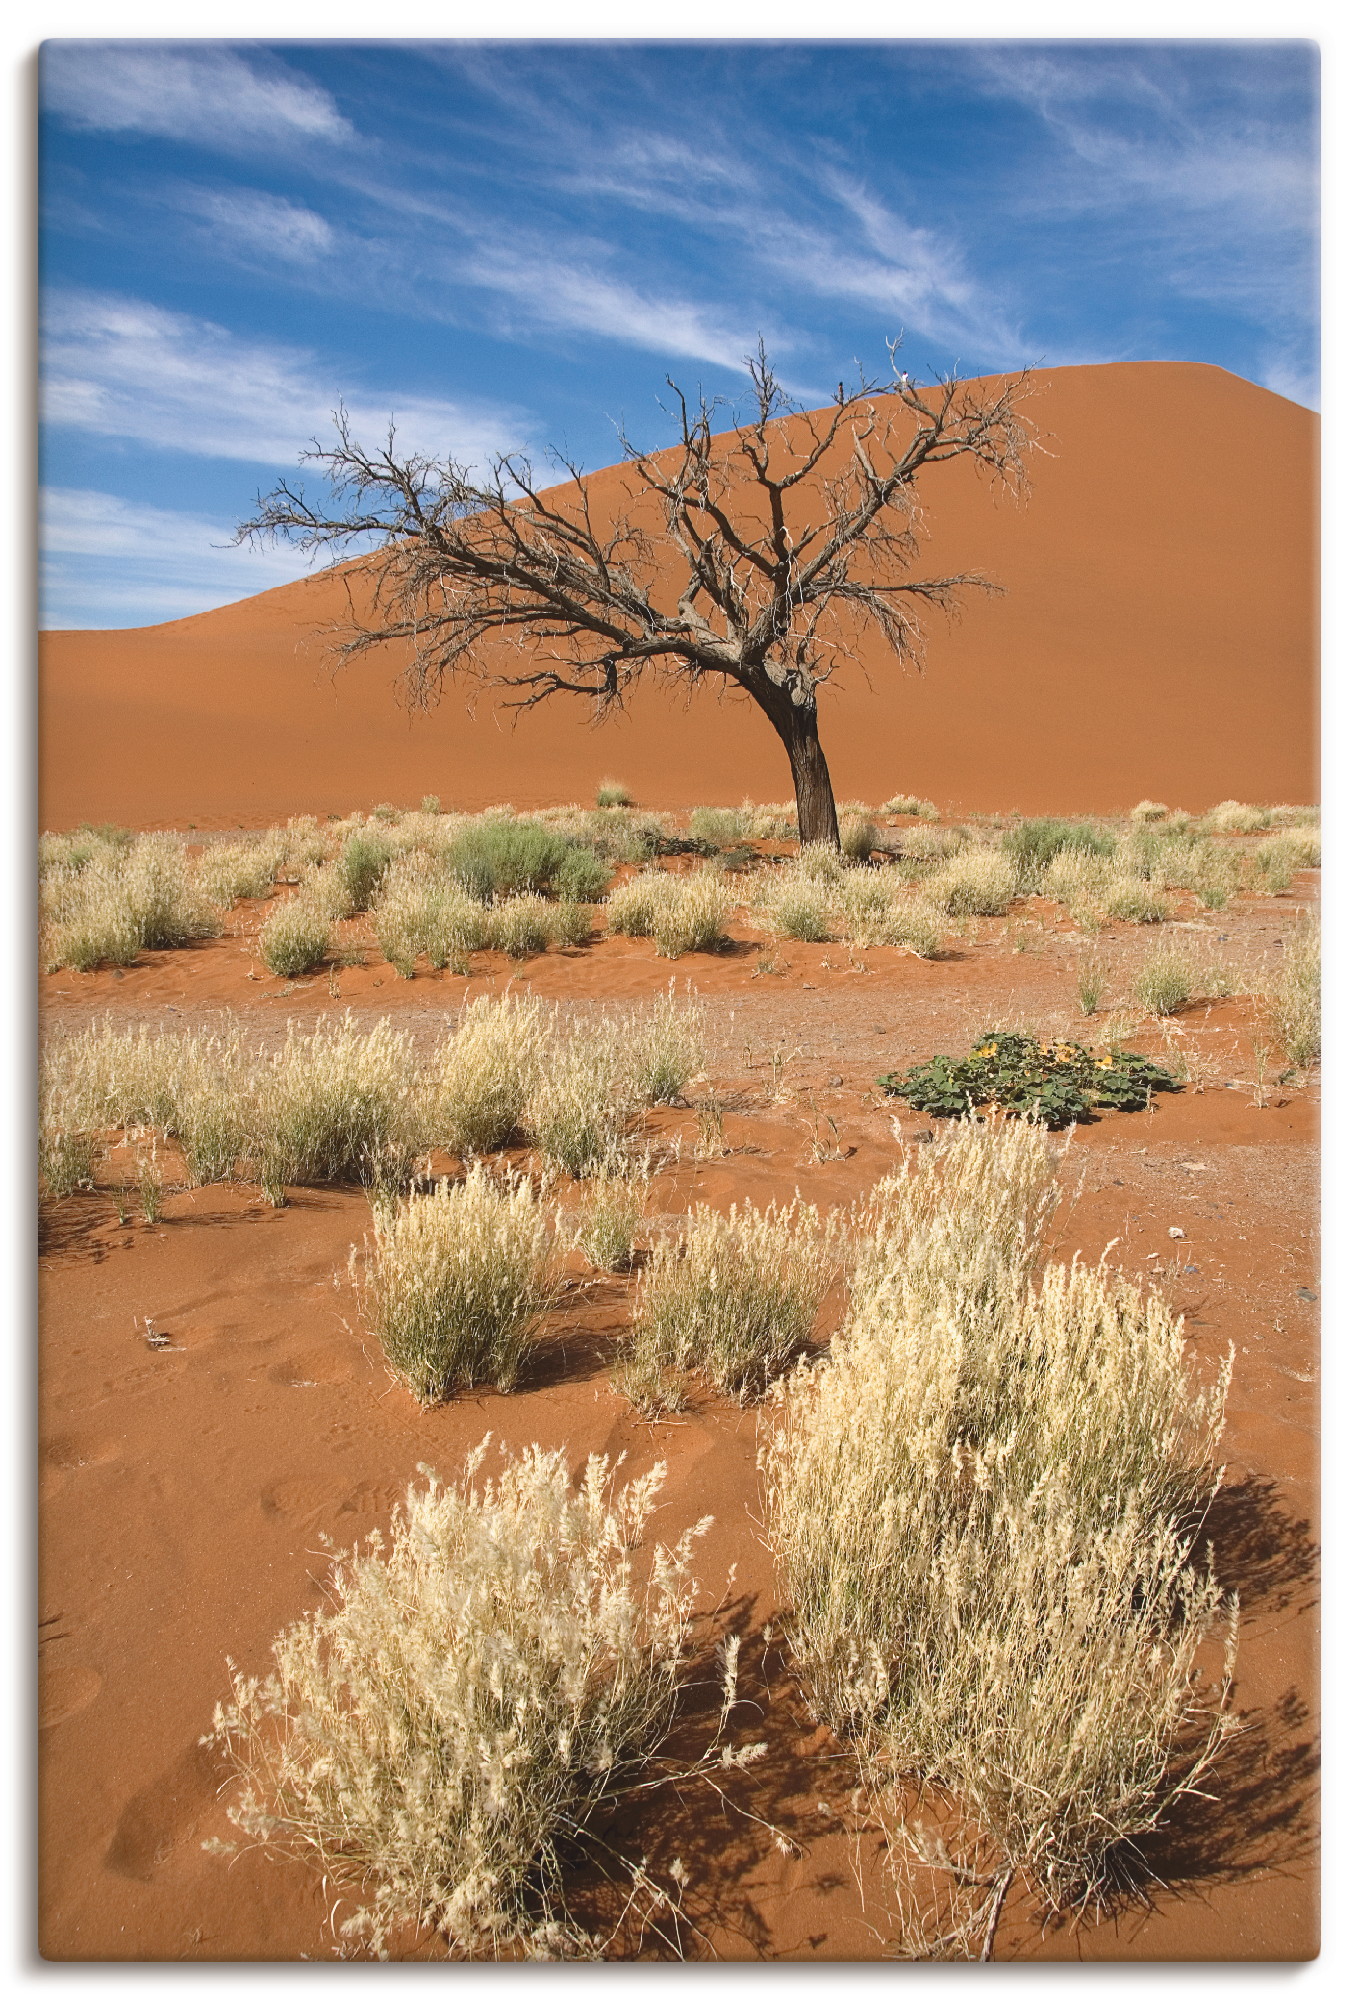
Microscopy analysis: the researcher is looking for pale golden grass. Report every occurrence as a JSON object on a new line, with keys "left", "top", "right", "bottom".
{"left": 207, "top": 1444, "right": 712, "bottom": 1957}
{"left": 835, "top": 874, "right": 947, "bottom": 956}
{"left": 354, "top": 1167, "right": 559, "bottom": 1400}
{"left": 486, "top": 893, "right": 556, "bottom": 958}
{"left": 1130, "top": 941, "right": 1240, "bottom": 1018}
{"left": 618, "top": 1198, "right": 838, "bottom": 1407}
{"left": 194, "top": 836, "right": 285, "bottom": 908}
{"left": 756, "top": 874, "right": 838, "bottom": 943}
{"left": 763, "top": 1118, "right": 1236, "bottom": 1941}
{"left": 252, "top": 1016, "right": 422, "bottom": 1201}
{"left": 1200, "top": 799, "right": 1271, "bottom": 835}
{"left": 880, "top": 794, "right": 940, "bottom": 820}
{"left": 650, "top": 870, "right": 731, "bottom": 957}
{"left": 436, "top": 992, "right": 552, "bottom": 1154}
{"left": 604, "top": 867, "right": 730, "bottom": 956}
{"left": 890, "top": 824, "right": 967, "bottom": 871}
{"left": 570, "top": 1161, "right": 652, "bottom": 1273}
{"left": 524, "top": 1024, "right": 632, "bottom": 1178}
{"left": 1128, "top": 799, "right": 1170, "bottom": 823}
{"left": 605, "top": 871, "right": 669, "bottom": 937}
{"left": 1042, "top": 850, "right": 1171, "bottom": 924}
{"left": 1260, "top": 915, "right": 1320, "bottom": 1067}
{"left": 39, "top": 1012, "right": 420, "bottom": 1199}
{"left": 42, "top": 834, "right": 221, "bottom": 971}
{"left": 1249, "top": 828, "right": 1320, "bottom": 893}
{"left": 436, "top": 990, "right": 705, "bottom": 1172}
{"left": 258, "top": 892, "right": 336, "bottom": 977}
{"left": 924, "top": 846, "right": 1019, "bottom": 918}
{"left": 839, "top": 813, "right": 880, "bottom": 863}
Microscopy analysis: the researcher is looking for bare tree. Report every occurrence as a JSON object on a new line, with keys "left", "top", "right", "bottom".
{"left": 237, "top": 343, "right": 1034, "bottom": 847}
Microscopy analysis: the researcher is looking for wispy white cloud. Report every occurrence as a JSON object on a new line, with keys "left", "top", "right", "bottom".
{"left": 460, "top": 241, "right": 756, "bottom": 371}
{"left": 41, "top": 289, "right": 525, "bottom": 467}
{"left": 41, "top": 42, "right": 354, "bottom": 149}
{"left": 173, "top": 187, "right": 336, "bottom": 265}
{"left": 40, "top": 486, "right": 320, "bottom": 628}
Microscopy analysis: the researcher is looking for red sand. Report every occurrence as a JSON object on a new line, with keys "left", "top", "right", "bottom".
{"left": 39, "top": 884, "right": 1319, "bottom": 1961}
{"left": 39, "top": 362, "right": 1317, "bottom": 831}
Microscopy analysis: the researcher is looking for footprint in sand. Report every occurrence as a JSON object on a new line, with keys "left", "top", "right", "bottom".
{"left": 260, "top": 1476, "right": 328, "bottom": 1520}
{"left": 104, "top": 1738, "right": 221, "bottom": 1882}
{"left": 40, "top": 1661, "right": 102, "bottom": 1728}
{"left": 267, "top": 1346, "right": 356, "bottom": 1388}
{"left": 43, "top": 1434, "right": 120, "bottom": 1472}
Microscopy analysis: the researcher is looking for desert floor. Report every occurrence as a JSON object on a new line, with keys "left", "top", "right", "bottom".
{"left": 39, "top": 863, "right": 1318, "bottom": 1963}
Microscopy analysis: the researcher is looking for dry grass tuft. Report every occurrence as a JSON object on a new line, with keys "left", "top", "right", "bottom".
{"left": 619, "top": 1199, "right": 837, "bottom": 1407}
{"left": 763, "top": 1118, "right": 1236, "bottom": 1945}
{"left": 1260, "top": 915, "right": 1320, "bottom": 1067}
{"left": 925, "top": 846, "right": 1019, "bottom": 918}
{"left": 253, "top": 1015, "right": 421, "bottom": 1200}
{"left": 42, "top": 834, "right": 221, "bottom": 971}
{"left": 571, "top": 1162, "right": 652, "bottom": 1273}
{"left": 436, "top": 993, "right": 551, "bottom": 1155}
{"left": 195, "top": 836, "right": 285, "bottom": 908}
{"left": 355, "top": 1167, "right": 558, "bottom": 1400}
{"left": 207, "top": 1444, "right": 711, "bottom": 1956}
{"left": 259, "top": 892, "right": 335, "bottom": 977}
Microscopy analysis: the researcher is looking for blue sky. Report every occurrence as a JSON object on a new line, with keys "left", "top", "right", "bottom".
{"left": 38, "top": 37, "right": 1319, "bottom": 629}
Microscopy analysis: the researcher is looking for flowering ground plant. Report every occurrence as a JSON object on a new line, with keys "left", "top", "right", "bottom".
{"left": 879, "top": 1031, "right": 1178, "bottom": 1128}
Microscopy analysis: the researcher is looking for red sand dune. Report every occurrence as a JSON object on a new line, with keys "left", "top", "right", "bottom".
{"left": 39, "top": 360, "right": 1317, "bottom": 829}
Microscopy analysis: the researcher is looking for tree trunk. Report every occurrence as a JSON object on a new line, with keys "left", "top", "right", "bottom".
{"left": 746, "top": 674, "right": 841, "bottom": 848}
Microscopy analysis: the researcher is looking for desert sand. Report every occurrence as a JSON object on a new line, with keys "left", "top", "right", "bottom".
{"left": 40, "top": 362, "right": 1316, "bottom": 831}
{"left": 40, "top": 875, "right": 1318, "bottom": 1962}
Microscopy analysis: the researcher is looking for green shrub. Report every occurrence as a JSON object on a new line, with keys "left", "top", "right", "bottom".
{"left": 1002, "top": 819, "right": 1115, "bottom": 893}
{"left": 336, "top": 831, "right": 393, "bottom": 912}
{"left": 880, "top": 1031, "right": 1177, "bottom": 1127}
{"left": 551, "top": 845, "right": 613, "bottom": 902}
{"left": 447, "top": 819, "right": 570, "bottom": 902}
